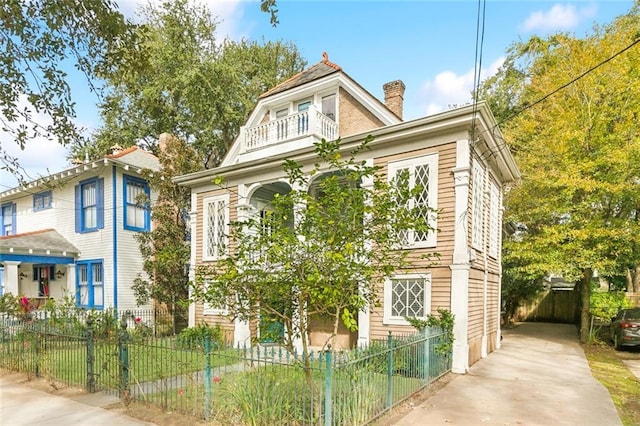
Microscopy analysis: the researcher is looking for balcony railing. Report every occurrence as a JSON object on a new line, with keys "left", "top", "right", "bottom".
{"left": 242, "top": 105, "right": 338, "bottom": 153}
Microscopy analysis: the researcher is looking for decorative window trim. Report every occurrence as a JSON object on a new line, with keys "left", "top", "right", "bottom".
{"left": 123, "top": 174, "right": 151, "bottom": 232}
{"left": 75, "top": 177, "right": 104, "bottom": 234}
{"left": 472, "top": 161, "right": 484, "bottom": 251}
{"left": 33, "top": 190, "right": 52, "bottom": 212}
{"left": 488, "top": 181, "right": 500, "bottom": 259}
{"left": 383, "top": 273, "right": 432, "bottom": 326}
{"left": 203, "top": 194, "right": 229, "bottom": 261}
{"left": 76, "top": 259, "right": 104, "bottom": 309}
{"left": 387, "top": 153, "right": 439, "bottom": 248}
{"left": 0, "top": 202, "right": 16, "bottom": 236}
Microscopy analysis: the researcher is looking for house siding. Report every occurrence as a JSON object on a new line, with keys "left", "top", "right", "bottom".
{"left": 193, "top": 186, "right": 238, "bottom": 328}
{"left": 3, "top": 162, "right": 154, "bottom": 312}
{"left": 338, "top": 87, "right": 385, "bottom": 137}
{"left": 368, "top": 141, "right": 457, "bottom": 339}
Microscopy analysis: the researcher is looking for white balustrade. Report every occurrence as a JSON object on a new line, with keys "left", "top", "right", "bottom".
{"left": 242, "top": 106, "right": 337, "bottom": 153}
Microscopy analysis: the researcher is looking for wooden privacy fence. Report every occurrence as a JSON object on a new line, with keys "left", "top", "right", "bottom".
{"left": 514, "top": 290, "right": 580, "bottom": 323}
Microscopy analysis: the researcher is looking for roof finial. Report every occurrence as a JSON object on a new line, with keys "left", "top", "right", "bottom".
{"left": 322, "top": 52, "right": 328, "bottom": 63}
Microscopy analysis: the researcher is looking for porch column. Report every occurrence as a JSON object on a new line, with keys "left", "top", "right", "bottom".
{"left": 63, "top": 264, "right": 76, "bottom": 297}
{"left": 357, "top": 159, "right": 374, "bottom": 348}
{"left": 291, "top": 180, "right": 308, "bottom": 355}
{"left": 450, "top": 138, "right": 471, "bottom": 374}
{"left": 188, "top": 192, "right": 198, "bottom": 328}
{"left": 3, "top": 261, "right": 20, "bottom": 295}
{"left": 233, "top": 184, "right": 252, "bottom": 348}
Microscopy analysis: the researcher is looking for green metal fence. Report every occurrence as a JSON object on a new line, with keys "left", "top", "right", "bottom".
{"left": 0, "top": 315, "right": 451, "bottom": 425}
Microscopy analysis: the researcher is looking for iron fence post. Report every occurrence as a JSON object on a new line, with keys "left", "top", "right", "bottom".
{"left": 33, "top": 325, "right": 41, "bottom": 378}
{"left": 324, "top": 347, "right": 332, "bottom": 426}
{"left": 423, "top": 327, "right": 430, "bottom": 383}
{"left": 386, "top": 331, "right": 393, "bottom": 409}
{"left": 204, "top": 333, "right": 211, "bottom": 421}
{"left": 86, "top": 318, "right": 96, "bottom": 392}
{"left": 118, "top": 317, "right": 130, "bottom": 398}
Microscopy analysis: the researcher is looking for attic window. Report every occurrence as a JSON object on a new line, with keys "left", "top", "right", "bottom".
{"left": 322, "top": 94, "right": 336, "bottom": 121}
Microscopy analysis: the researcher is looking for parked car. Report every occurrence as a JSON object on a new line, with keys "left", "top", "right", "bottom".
{"left": 610, "top": 308, "right": 640, "bottom": 350}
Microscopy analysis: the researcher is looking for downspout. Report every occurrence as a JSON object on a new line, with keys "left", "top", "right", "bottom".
{"left": 112, "top": 165, "right": 118, "bottom": 310}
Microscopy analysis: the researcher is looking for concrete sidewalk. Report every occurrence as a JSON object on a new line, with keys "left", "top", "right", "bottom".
{"left": 393, "top": 322, "right": 621, "bottom": 426}
{"left": 0, "top": 373, "right": 156, "bottom": 426}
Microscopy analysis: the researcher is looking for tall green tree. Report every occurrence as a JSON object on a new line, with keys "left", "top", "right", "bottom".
{"left": 196, "top": 137, "right": 437, "bottom": 377}
{"left": 132, "top": 134, "right": 201, "bottom": 330}
{"left": 76, "top": 0, "right": 305, "bottom": 166}
{"left": 479, "top": 3, "right": 640, "bottom": 341}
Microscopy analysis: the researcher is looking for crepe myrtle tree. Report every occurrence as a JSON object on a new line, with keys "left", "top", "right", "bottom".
{"left": 194, "top": 137, "right": 438, "bottom": 374}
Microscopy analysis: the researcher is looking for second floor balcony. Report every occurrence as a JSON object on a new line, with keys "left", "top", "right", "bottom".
{"left": 240, "top": 105, "right": 338, "bottom": 154}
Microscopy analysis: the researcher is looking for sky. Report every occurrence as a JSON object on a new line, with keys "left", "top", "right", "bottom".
{"left": 0, "top": 0, "right": 635, "bottom": 190}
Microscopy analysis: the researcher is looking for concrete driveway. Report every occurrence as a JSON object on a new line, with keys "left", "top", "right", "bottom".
{"left": 393, "top": 322, "right": 621, "bottom": 426}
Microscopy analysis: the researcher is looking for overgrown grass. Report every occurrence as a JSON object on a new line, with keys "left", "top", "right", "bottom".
{"left": 583, "top": 343, "right": 640, "bottom": 426}
{"left": 146, "top": 361, "right": 423, "bottom": 425}
{"left": 0, "top": 335, "right": 240, "bottom": 390}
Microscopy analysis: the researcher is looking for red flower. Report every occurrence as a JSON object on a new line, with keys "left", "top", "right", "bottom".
{"left": 135, "top": 317, "right": 142, "bottom": 323}
{"left": 178, "top": 389, "right": 184, "bottom": 395}
{"left": 213, "top": 376, "right": 220, "bottom": 384}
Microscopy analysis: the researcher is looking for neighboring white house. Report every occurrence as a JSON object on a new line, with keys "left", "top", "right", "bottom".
{"left": 0, "top": 146, "right": 159, "bottom": 313}
{"left": 174, "top": 53, "right": 521, "bottom": 373}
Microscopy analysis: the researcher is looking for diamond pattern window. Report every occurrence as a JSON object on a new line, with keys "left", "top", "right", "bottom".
{"left": 384, "top": 273, "right": 431, "bottom": 325}
{"left": 387, "top": 154, "right": 438, "bottom": 248}
{"left": 204, "top": 194, "right": 229, "bottom": 260}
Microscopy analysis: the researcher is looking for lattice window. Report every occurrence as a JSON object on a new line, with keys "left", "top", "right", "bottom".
{"left": 387, "top": 154, "right": 438, "bottom": 248}
{"left": 472, "top": 161, "right": 484, "bottom": 250}
{"left": 384, "top": 273, "right": 431, "bottom": 325}
{"left": 204, "top": 194, "right": 229, "bottom": 260}
{"left": 489, "top": 181, "right": 500, "bottom": 258}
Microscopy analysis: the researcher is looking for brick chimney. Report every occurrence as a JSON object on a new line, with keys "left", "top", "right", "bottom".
{"left": 383, "top": 80, "right": 406, "bottom": 120}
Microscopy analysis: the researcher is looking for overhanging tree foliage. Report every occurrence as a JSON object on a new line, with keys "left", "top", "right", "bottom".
{"left": 74, "top": 0, "right": 305, "bottom": 167}
{"left": 195, "top": 137, "right": 437, "bottom": 374}
{"left": 1, "top": 0, "right": 135, "bottom": 182}
{"left": 479, "top": 3, "right": 640, "bottom": 342}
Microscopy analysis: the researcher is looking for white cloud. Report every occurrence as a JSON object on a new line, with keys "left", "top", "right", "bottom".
{"left": 0, "top": 95, "right": 73, "bottom": 190}
{"left": 520, "top": 3, "right": 597, "bottom": 33}
{"left": 115, "top": 0, "right": 246, "bottom": 40}
{"left": 417, "top": 57, "right": 504, "bottom": 116}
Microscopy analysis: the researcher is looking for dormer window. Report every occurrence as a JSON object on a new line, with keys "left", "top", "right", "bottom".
{"left": 322, "top": 94, "right": 336, "bottom": 121}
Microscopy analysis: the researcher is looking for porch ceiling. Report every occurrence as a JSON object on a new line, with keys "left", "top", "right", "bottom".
{"left": 0, "top": 229, "right": 79, "bottom": 256}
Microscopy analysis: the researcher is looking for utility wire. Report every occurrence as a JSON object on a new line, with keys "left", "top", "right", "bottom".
{"left": 477, "top": 35, "right": 640, "bottom": 162}
{"left": 470, "top": 0, "right": 487, "bottom": 144}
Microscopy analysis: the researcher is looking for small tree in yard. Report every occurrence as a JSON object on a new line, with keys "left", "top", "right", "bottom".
{"left": 195, "top": 137, "right": 437, "bottom": 379}
{"left": 133, "top": 134, "right": 202, "bottom": 333}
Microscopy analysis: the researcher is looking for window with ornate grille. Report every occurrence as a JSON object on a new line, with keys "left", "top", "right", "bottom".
{"left": 383, "top": 273, "right": 431, "bottom": 325}
{"left": 203, "top": 194, "right": 229, "bottom": 260}
{"left": 489, "top": 181, "right": 500, "bottom": 258}
{"left": 387, "top": 154, "right": 438, "bottom": 248}
{"left": 472, "top": 161, "right": 484, "bottom": 250}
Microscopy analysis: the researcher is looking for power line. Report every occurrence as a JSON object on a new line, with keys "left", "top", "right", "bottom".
{"left": 470, "top": 0, "right": 487, "bottom": 144}
{"left": 495, "top": 35, "right": 640, "bottom": 129}
{"left": 478, "top": 35, "right": 640, "bottom": 162}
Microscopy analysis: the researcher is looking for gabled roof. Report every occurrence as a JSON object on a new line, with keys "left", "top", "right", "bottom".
{"left": 0, "top": 146, "right": 159, "bottom": 199}
{"left": 0, "top": 229, "right": 79, "bottom": 255}
{"left": 260, "top": 52, "right": 342, "bottom": 99}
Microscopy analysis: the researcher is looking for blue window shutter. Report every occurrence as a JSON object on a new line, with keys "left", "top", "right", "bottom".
{"left": 96, "top": 178, "right": 104, "bottom": 229}
{"left": 10, "top": 203, "right": 16, "bottom": 234}
{"left": 75, "top": 184, "right": 81, "bottom": 233}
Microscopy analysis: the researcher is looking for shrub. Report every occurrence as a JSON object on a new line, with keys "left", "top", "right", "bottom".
{"left": 176, "top": 323, "right": 224, "bottom": 350}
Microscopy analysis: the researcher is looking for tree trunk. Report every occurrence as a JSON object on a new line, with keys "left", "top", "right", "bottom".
{"left": 579, "top": 268, "right": 592, "bottom": 344}
{"left": 633, "top": 266, "right": 640, "bottom": 293}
